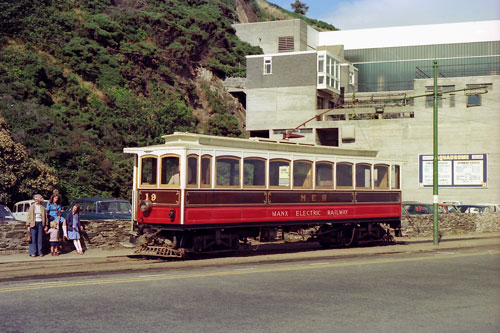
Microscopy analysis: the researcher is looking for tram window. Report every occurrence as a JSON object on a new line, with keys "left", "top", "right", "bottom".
{"left": 356, "top": 163, "right": 372, "bottom": 189}
{"left": 374, "top": 164, "right": 389, "bottom": 189}
{"left": 244, "top": 158, "right": 266, "bottom": 187}
{"left": 160, "top": 155, "right": 180, "bottom": 186}
{"left": 216, "top": 157, "right": 240, "bottom": 187}
{"left": 316, "top": 162, "right": 334, "bottom": 188}
{"left": 391, "top": 165, "right": 401, "bottom": 189}
{"left": 201, "top": 155, "right": 212, "bottom": 188}
{"left": 269, "top": 160, "right": 290, "bottom": 187}
{"left": 336, "top": 163, "right": 353, "bottom": 188}
{"left": 187, "top": 155, "right": 198, "bottom": 187}
{"left": 293, "top": 161, "right": 313, "bottom": 189}
{"left": 141, "top": 156, "right": 157, "bottom": 186}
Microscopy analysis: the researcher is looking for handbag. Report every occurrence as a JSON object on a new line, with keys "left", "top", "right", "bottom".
{"left": 25, "top": 232, "right": 31, "bottom": 243}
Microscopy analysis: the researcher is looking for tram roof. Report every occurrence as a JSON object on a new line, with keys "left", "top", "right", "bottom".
{"left": 124, "top": 132, "right": 378, "bottom": 158}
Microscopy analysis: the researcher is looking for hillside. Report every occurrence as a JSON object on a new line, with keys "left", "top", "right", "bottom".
{"left": 0, "top": 0, "right": 335, "bottom": 206}
{"left": 0, "top": 0, "right": 262, "bottom": 204}
{"left": 245, "top": 0, "right": 337, "bottom": 31}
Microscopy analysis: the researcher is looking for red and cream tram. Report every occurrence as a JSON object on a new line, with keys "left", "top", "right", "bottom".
{"left": 124, "top": 133, "right": 402, "bottom": 257}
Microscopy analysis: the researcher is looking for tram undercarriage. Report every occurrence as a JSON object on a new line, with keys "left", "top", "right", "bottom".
{"left": 132, "top": 220, "right": 400, "bottom": 258}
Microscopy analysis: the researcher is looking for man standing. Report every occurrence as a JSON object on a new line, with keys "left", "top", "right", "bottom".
{"left": 26, "top": 194, "right": 48, "bottom": 257}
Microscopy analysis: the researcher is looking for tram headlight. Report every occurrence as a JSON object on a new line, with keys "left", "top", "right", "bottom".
{"left": 139, "top": 200, "right": 153, "bottom": 215}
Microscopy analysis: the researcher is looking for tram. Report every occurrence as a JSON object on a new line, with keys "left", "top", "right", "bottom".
{"left": 124, "top": 133, "right": 402, "bottom": 258}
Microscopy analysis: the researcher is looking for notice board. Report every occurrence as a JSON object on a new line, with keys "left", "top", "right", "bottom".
{"left": 419, "top": 154, "right": 487, "bottom": 188}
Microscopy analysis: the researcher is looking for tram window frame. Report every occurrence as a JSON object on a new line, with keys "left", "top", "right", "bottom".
{"left": 355, "top": 163, "right": 372, "bottom": 190}
{"left": 391, "top": 164, "right": 401, "bottom": 189}
{"left": 316, "top": 161, "right": 334, "bottom": 189}
{"left": 374, "top": 164, "right": 390, "bottom": 190}
{"left": 187, "top": 154, "right": 198, "bottom": 188}
{"left": 201, "top": 155, "right": 212, "bottom": 188}
{"left": 159, "top": 154, "right": 181, "bottom": 188}
{"left": 216, "top": 156, "right": 241, "bottom": 188}
{"left": 336, "top": 162, "right": 353, "bottom": 189}
{"left": 140, "top": 155, "right": 158, "bottom": 188}
{"left": 243, "top": 157, "right": 266, "bottom": 188}
{"left": 269, "top": 159, "right": 290, "bottom": 189}
{"left": 293, "top": 160, "right": 313, "bottom": 189}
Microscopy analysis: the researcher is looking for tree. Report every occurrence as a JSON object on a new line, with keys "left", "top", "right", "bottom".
{"left": 291, "top": 0, "right": 309, "bottom": 15}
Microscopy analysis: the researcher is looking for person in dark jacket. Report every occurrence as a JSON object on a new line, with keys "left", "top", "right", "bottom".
{"left": 66, "top": 204, "right": 84, "bottom": 254}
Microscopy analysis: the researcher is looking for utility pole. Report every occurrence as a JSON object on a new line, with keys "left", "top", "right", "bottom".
{"left": 433, "top": 60, "right": 439, "bottom": 245}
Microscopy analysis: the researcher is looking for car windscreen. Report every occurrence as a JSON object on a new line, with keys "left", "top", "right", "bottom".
{"left": 0, "top": 206, "right": 15, "bottom": 219}
{"left": 97, "top": 201, "right": 131, "bottom": 214}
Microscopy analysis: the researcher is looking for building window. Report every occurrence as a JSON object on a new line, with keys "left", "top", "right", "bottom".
{"left": 264, "top": 57, "right": 272, "bottom": 75}
{"left": 317, "top": 52, "right": 340, "bottom": 91}
{"left": 278, "top": 36, "right": 294, "bottom": 52}
{"left": 317, "top": 96, "right": 324, "bottom": 109}
{"left": 349, "top": 66, "right": 355, "bottom": 85}
{"left": 425, "top": 86, "right": 443, "bottom": 108}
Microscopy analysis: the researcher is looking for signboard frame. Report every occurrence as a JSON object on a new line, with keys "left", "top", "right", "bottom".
{"left": 418, "top": 154, "right": 487, "bottom": 188}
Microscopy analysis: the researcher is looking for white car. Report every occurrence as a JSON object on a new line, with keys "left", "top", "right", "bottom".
{"left": 12, "top": 199, "right": 49, "bottom": 222}
{"left": 476, "top": 204, "right": 500, "bottom": 213}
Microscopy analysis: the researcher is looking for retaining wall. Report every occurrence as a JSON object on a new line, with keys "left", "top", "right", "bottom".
{"left": 402, "top": 213, "right": 500, "bottom": 237}
{"left": 0, "top": 220, "right": 131, "bottom": 254}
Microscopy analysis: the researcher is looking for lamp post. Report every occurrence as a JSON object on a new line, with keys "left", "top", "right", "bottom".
{"left": 433, "top": 60, "right": 439, "bottom": 245}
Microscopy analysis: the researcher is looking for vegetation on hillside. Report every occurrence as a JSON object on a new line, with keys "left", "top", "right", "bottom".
{"left": 0, "top": 0, "right": 261, "bottom": 205}
{"left": 250, "top": 0, "right": 337, "bottom": 31}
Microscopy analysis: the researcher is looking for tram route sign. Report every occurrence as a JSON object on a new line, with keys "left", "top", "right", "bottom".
{"left": 419, "top": 154, "right": 487, "bottom": 188}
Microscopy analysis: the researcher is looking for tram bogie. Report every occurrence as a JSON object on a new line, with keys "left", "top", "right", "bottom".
{"left": 124, "top": 133, "right": 403, "bottom": 258}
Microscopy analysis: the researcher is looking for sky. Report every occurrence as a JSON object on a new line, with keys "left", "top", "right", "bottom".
{"left": 270, "top": 0, "right": 500, "bottom": 29}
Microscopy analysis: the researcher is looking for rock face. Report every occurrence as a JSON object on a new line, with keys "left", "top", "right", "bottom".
{"left": 1, "top": 214, "right": 499, "bottom": 254}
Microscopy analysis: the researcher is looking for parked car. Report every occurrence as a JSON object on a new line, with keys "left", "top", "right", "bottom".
{"left": 64, "top": 198, "right": 132, "bottom": 220}
{"left": 0, "top": 204, "right": 17, "bottom": 222}
{"left": 457, "top": 205, "right": 488, "bottom": 214}
{"left": 402, "top": 202, "right": 448, "bottom": 215}
{"left": 476, "top": 204, "right": 500, "bottom": 213}
{"left": 12, "top": 199, "right": 49, "bottom": 222}
{"left": 440, "top": 204, "right": 459, "bottom": 213}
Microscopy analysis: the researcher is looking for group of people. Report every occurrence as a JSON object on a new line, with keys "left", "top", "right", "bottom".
{"left": 26, "top": 192, "right": 84, "bottom": 257}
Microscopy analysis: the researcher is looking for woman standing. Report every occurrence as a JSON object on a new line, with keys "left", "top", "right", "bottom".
{"left": 46, "top": 192, "right": 67, "bottom": 239}
{"left": 26, "top": 194, "right": 48, "bottom": 257}
{"left": 66, "top": 204, "right": 84, "bottom": 254}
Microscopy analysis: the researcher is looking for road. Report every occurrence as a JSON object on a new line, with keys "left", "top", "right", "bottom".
{"left": 1, "top": 246, "right": 499, "bottom": 332}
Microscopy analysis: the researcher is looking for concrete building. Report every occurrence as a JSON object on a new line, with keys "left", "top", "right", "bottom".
{"left": 233, "top": 19, "right": 500, "bottom": 204}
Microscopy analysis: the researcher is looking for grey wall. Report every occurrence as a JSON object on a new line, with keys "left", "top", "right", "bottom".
{"left": 234, "top": 19, "right": 309, "bottom": 54}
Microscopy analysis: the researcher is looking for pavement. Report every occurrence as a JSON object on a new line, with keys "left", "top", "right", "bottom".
{"left": 1, "top": 232, "right": 499, "bottom": 280}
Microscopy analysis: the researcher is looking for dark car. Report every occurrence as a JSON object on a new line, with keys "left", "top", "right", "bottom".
{"left": 457, "top": 205, "right": 487, "bottom": 214}
{"left": 0, "top": 204, "right": 17, "bottom": 222}
{"left": 402, "top": 202, "right": 448, "bottom": 215}
{"left": 64, "top": 198, "right": 132, "bottom": 220}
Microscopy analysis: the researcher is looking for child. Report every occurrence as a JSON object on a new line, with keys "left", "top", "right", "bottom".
{"left": 67, "top": 204, "right": 84, "bottom": 255}
{"left": 46, "top": 220, "right": 60, "bottom": 256}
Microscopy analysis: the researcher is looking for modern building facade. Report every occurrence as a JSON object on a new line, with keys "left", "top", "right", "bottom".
{"left": 233, "top": 19, "right": 500, "bottom": 204}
